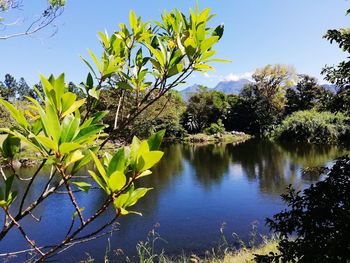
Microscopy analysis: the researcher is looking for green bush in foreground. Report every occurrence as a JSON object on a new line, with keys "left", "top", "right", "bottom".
{"left": 256, "top": 157, "right": 350, "bottom": 262}
{"left": 271, "top": 110, "right": 350, "bottom": 143}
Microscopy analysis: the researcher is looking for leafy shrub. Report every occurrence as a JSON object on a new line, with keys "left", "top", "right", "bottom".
{"left": 255, "top": 157, "right": 350, "bottom": 262}
{"left": 271, "top": 110, "right": 350, "bottom": 143}
{"left": 204, "top": 119, "right": 225, "bottom": 135}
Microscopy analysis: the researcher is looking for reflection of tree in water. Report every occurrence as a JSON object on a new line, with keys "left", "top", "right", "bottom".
{"left": 226, "top": 139, "right": 349, "bottom": 195}
{"left": 278, "top": 142, "right": 350, "bottom": 167}
{"left": 132, "top": 144, "right": 184, "bottom": 214}
{"left": 227, "top": 139, "right": 294, "bottom": 195}
{"left": 181, "top": 143, "right": 230, "bottom": 187}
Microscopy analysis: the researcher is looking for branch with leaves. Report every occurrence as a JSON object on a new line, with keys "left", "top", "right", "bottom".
{"left": 0, "top": 4, "right": 226, "bottom": 261}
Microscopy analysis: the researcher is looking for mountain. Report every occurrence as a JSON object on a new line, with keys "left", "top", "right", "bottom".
{"left": 213, "top": 79, "right": 251, "bottom": 94}
{"left": 180, "top": 79, "right": 251, "bottom": 100}
{"left": 180, "top": 84, "right": 202, "bottom": 101}
{"left": 322, "top": 84, "right": 338, "bottom": 92}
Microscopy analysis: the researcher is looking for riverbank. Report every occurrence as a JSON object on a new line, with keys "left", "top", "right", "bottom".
{"left": 84, "top": 240, "right": 279, "bottom": 262}
{"left": 183, "top": 132, "right": 251, "bottom": 145}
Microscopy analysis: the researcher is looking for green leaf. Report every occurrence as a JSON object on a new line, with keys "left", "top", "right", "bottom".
{"left": 0, "top": 98, "right": 28, "bottom": 129}
{"left": 35, "top": 135, "right": 57, "bottom": 151}
{"left": 54, "top": 73, "right": 66, "bottom": 107}
{"left": 60, "top": 115, "right": 80, "bottom": 143}
{"left": 113, "top": 193, "right": 129, "bottom": 210}
{"left": 147, "top": 130, "right": 165, "bottom": 151}
{"left": 89, "top": 150, "right": 107, "bottom": 180}
{"left": 129, "top": 10, "right": 138, "bottom": 32}
{"left": 88, "top": 170, "right": 109, "bottom": 194}
{"left": 74, "top": 124, "right": 105, "bottom": 143}
{"left": 137, "top": 151, "right": 164, "bottom": 172}
{"left": 70, "top": 182, "right": 92, "bottom": 193}
{"left": 1, "top": 135, "right": 20, "bottom": 159}
{"left": 61, "top": 92, "right": 77, "bottom": 114}
{"left": 136, "top": 141, "right": 150, "bottom": 160}
{"left": 126, "top": 188, "right": 152, "bottom": 207}
{"left": 138, "top": 170, "right": 152, "bottom": 178}
{"left": 62, "top": 99, "right": 86, "bottom": 118}
{"left": 45, "top": 103, "right": 61, "bottom": 144}
{"left": 213, "top": 24, "right": 224, "bottom": 40}
{"left": 107, "top": 148, "right": 125, "bottom": 176}
{"left": 200, "top": 36, "right": 219, "bottom": 52}
{"left": 168, "top": 64, "right": 184, "bottom": 78}
{"left": 130, "top": 136, "right": 141, "bottom": 165}
{"left": 108, "top": 171, "right": 126, "bottom": 192}
{"left": 88, "top": 49, "right": 101, "bottom": 73}
{"left": 59, "top": 142, "right": 81, "bottom": 154}
{"left": 66, "top": 150, "right": 84, "bottom": 166}
{"left": 88, "top": 87, "right": 100, "bottom": 100}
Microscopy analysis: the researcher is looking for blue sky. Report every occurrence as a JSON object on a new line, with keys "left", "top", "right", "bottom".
{"left": 1, "top": 0, "right": 349, "bottom": 88}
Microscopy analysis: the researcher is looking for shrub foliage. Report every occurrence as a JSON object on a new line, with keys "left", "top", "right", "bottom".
{"left": 271, "top": 110, "right": 350, "bottom": 143}
{"left": 256, "top": 157, "right": 350, "bottom": 262}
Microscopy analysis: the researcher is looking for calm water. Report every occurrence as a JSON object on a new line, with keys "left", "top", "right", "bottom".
{"left": 1, "top": 139, "right": 348, "bottom": 262}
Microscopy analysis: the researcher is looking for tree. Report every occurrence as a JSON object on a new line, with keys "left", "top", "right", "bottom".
{"left": 80, "top": 4, "right": 226, "bottom": 144}
{"left": 0, "top": 74, "right": 16, "bottom": 100}
{"left": 256, "top": 157, "right": 350, "bottom": 262}
{"left": 321, "top": 11, "right": 350, "bottom": 114}
{"left": 16, "top": 77, "right": 31, "bottom": 100}
{"left": 237, "top": 64, "right": 297, "bottom": 134}
{"left": 285, "top": 75, "right": 327, "bottom": 114}
{"left": 0, "top": 5, "right": 226, "bottom": 261}
{"left": 0, "top": 0, "right": 65, "bottom": 40}
{"left": 98, "top": 89, "right": 186, "bottom": 140}
{"left": 181, "top": 86, "right": 228, "bottom": 133}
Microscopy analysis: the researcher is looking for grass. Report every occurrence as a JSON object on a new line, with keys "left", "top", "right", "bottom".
{"left": 222, "top": 241, "right": 278, "bottom": 263}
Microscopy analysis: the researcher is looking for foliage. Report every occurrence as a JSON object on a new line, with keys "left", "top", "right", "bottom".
{"left": 0, "top": 74, "right": 33, "bottom": 101}
{"left": 255, "top": 157, "right": 350, "bottom": 263}
{"left": 285, "top": 75, "right": 329, "bottom": 114}
{"left": 98, "top": 89, "right": 186, "bottom": 140}
{"left": 321, "top": 12, "right": 350, "bottom": 114}
{"left": 0, "top": 73, "right": 165, "bottom": 260}
{"left": 81, "top": 4, "right": 226, "bottom": 141}
{"left": 229, "top": 65, "right": 297, "bottom": 135}
{"left": 271, "top": 110, "right": 350, "bottom": 143}
{"left": 0, "top": 4, "right": 226, "bottom": 260}
{"left": 182, "top": 87, "right": 228, "bottom": 133}
{"left": 204, "top": 119, "right": 225, "bottom": 135}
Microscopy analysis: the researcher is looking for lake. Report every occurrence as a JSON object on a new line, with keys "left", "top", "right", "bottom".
{"left": 1, "top": 139, "right": 348, "bottom": 262}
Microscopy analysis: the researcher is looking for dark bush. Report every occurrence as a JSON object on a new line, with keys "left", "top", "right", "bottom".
{"left": 255, "top": 157, "right": 350, "bottom": 262}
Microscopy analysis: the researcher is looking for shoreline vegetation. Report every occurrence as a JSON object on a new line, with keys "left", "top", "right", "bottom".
{"left": 0, "top": 132, "right": 252, "bottom": 168}
{"left": 183, "top": 131, "right": 251, "bottom": 144}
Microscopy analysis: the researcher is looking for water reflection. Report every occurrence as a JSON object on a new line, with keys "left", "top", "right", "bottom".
{"left": 182, "top": 144, "right": 230, "bottom": 187}
{"left": 1, "top": 140, "right": 348, "bottom": 262}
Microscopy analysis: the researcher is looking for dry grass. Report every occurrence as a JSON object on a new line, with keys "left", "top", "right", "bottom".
{"left": 222, "top": 241, "right": 278, "bottom": 263}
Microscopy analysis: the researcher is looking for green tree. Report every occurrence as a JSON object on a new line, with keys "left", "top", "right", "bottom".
{"left": 285, "top": 75, "right": 327, "bottom": 114}
{"left": 237, "top": 64, "right": 297, "bottom": 134}
{"left": 0, "top": 74, "right": 16, "bottom": 100}
{"left": 321, "top": 11, "right": 350, "bottom": 114}
{"left": 182, "top": 86, "right": 228, "bottom": 133}
{"left": 0, "top": 5, "right": 226, "bottom": 260}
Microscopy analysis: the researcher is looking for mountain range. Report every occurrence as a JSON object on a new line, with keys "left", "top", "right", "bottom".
{"left": 180, "top": 79, "right": 338, "bottom": 100}
{"left": 180, "top": 79, "right": 252, "bottom": 100}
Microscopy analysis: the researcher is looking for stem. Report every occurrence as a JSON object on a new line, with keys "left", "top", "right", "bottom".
{"left": 57, "top": 167, "right": 85, "bottom": 225}
{"left": 4, "top": 209, "right": 44, "bottom": 256}
{"left": 18, "top": 159, "right": 47, "bottom": 214}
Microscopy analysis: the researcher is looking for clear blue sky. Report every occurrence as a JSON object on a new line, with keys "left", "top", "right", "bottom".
{"left": 1, "top": 0, "right": 349, "bottom": 88}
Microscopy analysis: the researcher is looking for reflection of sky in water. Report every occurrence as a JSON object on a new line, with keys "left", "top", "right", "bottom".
{"left": 0, "top": 139, "right": 348, "bottom": 262}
